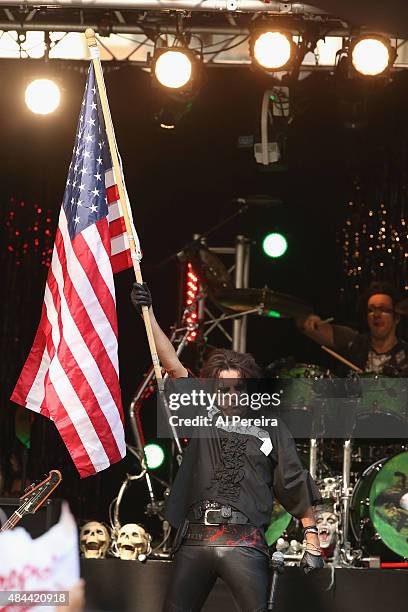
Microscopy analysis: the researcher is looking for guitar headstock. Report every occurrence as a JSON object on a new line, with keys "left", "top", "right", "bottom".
{"left": 19, "top": 470, "right": 62, "bottom": 515}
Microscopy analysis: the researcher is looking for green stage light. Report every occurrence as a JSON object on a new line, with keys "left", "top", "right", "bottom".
{"left": 262, "top": 233, "right": 288, "bottom": 258}
{"left": 144, "top": 443, "right": 165, "bottom": 469}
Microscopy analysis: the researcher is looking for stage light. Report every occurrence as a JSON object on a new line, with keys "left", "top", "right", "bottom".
{"left": 152, "top": 49, "right": 195, "bottom": 90}
{"left": 251, "top": 31, "right": 294, "bottom": 71}
{"left": 184, "top": 262, "right": 199, "bottom": 342}
{"left": 144, "top": 443, "right": 165, "bottom": 469}
{"left": 351, "top": 36, "right": 395, "bottom": 76}
{"left": 262, "top": 233, "right": 288, "bottom": 258}
{"left": 25, "top": 79, "right": 60, "bottom": 115}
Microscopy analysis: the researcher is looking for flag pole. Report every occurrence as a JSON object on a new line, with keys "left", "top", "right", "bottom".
{"left": 85, "top": 28, "right": 163, "bottom": 386}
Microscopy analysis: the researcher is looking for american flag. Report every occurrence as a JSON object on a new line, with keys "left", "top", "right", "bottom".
{"left": 11, "top": 63, "right": 140, "bottom": 477}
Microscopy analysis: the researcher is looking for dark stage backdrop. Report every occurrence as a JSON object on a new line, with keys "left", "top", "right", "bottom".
{"left": 1, "top": 59, "right": 408, "bottom": 531}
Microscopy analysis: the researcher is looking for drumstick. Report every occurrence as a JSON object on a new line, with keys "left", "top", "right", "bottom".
{"left": 317, "top": 317, "right": 334, "bottom": 327}
{"left": 321, "top": 345, "right": 364, "bottom": 373}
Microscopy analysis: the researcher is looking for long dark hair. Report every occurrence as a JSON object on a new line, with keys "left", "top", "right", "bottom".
{"left": 199, "top": 348, "right": 262, "bottom": 379}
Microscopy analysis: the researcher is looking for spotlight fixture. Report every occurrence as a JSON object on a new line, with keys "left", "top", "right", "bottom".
{"left": 25, "top": 78, "right": 61, "bottom": 115}
{"left": 144, "top": 443, "right": 165, "bottom": 469}
{"left": 262, "top": 232, "right": 288, "bottom": 258}
{"left": 250, "top": 30, "right": 295, "bottom": 72}
{"left": 350, "top": 35, "right": 396, "bottom": 76}
{"left": 150, "top": 47, "right": 201, "bottom": 93}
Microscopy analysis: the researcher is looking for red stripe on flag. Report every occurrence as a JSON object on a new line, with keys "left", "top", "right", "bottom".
{"left": 111, "top": 250, "right": 133, "bottom": 274}
{"left": 11, "top": 304, "right": 48, "bottom": 408}
{"left": 109, "top": 217, "right": 127, "bottom": 239}
{"left": 40, "top": 396, "right": 50, "bottom": 418}
{"left": 106, "top": 184, "right": 120, "bottom": 205}
{"left": 45, "top": 379, "right": 95, "bottom": 477}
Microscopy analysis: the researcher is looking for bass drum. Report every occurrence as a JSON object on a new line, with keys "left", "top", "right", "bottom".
{"left": 265, "top": 500, "right": 292, "bottom": 546}
{"left": 350, "top": 450, "right": 408, "bottom": 560}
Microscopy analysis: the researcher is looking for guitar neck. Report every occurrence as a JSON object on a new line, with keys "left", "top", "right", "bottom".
{"left": 0, "top": 470, "right": 62, "bottom": 533}
{"left": 0, "top": 510, "right": 23, "bottom": 533}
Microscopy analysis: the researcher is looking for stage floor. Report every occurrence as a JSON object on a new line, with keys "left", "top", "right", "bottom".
{"left": 81, "top": 558, "right": 408, "bottom": 612}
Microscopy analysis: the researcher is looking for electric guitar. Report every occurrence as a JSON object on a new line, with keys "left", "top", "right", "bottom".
{"left": 0, "top": 470, "right": 62, "bottom": 532}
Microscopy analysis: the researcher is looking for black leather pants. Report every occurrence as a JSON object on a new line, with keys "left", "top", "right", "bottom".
{"left": 162, "top": 544, "right": 270, "bottom": 612}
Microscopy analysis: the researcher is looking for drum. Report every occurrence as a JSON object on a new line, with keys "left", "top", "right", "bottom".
{"left": 267, "top": 362, "right": 330, "bottom": 438}
{"left": 265, "top": 500, "right": 292, "bottom": 546}
{"left": 352, "top": 374, "right": 408, "bottom": 439}
{"left": 350, "top": 450, "right": 408, "bottom": 560}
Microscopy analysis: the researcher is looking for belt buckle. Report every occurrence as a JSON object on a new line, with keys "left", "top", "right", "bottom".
{"left": 204, "top": 508, "right": 220, "bottom": 526}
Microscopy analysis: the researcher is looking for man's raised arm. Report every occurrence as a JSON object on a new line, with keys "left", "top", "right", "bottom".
{"left": 131, "top": 283, "right": 188, "bottom": 379}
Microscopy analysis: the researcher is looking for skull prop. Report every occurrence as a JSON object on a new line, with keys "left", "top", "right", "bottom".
{"left": 115, "top": 523, "right": 152, "bottom": 561}
{"left": 80, "top": 521, "right": 110, "bottom": 559}
{"left": 316, "top": 507, "right": 338, "bottom": 555}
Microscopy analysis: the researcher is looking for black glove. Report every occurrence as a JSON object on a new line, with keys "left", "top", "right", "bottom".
{"left": 131, "top": 282, "right": 152, "bottom": 313}
{"left": 299, "top": 551, "right": 324, "bottom": 575}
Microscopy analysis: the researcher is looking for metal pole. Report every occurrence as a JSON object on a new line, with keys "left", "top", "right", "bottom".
{"left": 0, "top": 0, "right": 329, "bottom": 13}
{"left": 309, "top": 438, "right": 318, "bottom": 480}
{"left": 192, "top": 234, "right": 206, "bottom": 333}
{"left": 341, "top": 438, "right": 352, "bottom": 553}
{"left": 232, "top": 235, "right": 246, "bottom": 352}
{"left": 240, "top": 238, "right": 250, "bottom": 352}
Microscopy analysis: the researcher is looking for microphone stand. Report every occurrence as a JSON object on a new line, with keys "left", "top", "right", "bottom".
{"left": 157, "top": 201, "right": 249, "bottom": 269}
{"left": 268, "top": 551, "right": 285, "bottom": 610}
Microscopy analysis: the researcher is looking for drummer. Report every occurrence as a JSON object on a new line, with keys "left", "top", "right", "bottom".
{"left": 297, "top": 281, "right": 408, "bottom": 376}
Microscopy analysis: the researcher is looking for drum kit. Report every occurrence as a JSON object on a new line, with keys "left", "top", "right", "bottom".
{"left": 217, "top": 284, "right": 408, "bottom": 566}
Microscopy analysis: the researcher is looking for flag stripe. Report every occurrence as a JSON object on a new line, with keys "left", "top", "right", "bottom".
{"left": 106, "top": 184, "right": 119, "bottom": 204}
{"left": 25, "top": 344, "right": 50, "bottom": 413}
{"left": 111, "top": 233, "right": 130, "bottom": 257}
{"left": 111, "top": 250, "right": 133, "bottom": 274}
{"left": 108, "top": 200, "right": 121, "bottom": 222}
{"left": 105, "top": 169, "right": 116, "bottom": 190}
{"left": 11, "top": 306, "right": 48, "bottom": 410}
{"left": 109, "top": 217, "right": 127, "bottom": 239}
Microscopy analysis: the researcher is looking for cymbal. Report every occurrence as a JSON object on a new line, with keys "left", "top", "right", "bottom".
{"left": 395, "top": 297, "right": 408, "bottom": 316}
{"left": 214, "top": 288, "right": 312, "bottom": 319}
{"left": 184, "top": 245, "right": 232, "bottom": 292}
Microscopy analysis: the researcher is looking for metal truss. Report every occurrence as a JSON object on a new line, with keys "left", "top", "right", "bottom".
{"left": 1, "top": 3, "right": 408, "bottom": 67}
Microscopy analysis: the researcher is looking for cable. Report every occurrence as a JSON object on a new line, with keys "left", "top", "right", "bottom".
{"left": 115, "top": 32, "right": 154, "bottom": 47}
{"left": 150, "top": 522, "right": 172, "bottom": 553}
{"left": 202, "top": 35, "right": 249, "bottom": 56}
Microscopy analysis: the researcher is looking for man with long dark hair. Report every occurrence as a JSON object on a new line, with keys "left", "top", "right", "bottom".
{"left": 132, "top": 283, "right": 323, "bottom": 612}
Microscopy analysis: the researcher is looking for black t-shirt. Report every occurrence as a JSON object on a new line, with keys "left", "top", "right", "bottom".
{"left": 164, "top": 415, "right": 321, "bottom": 530}
{"left": 332, "top": 324, "right": 408, "bottom": 376}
